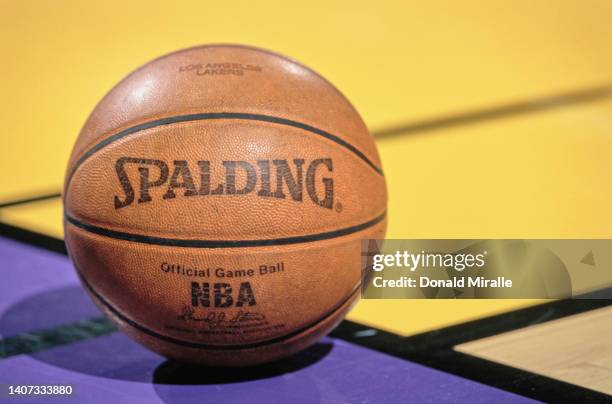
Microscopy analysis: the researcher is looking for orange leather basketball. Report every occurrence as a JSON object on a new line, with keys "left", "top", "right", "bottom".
{"left": 63, "top": 44, "right": 387, "bottom": 366}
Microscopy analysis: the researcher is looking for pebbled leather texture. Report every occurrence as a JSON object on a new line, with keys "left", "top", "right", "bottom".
{"left": 63, "top": 44, "right": 387, "bottom": 366}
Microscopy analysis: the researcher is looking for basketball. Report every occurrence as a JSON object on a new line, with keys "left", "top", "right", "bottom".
{"left": 63, "top": 44, "right": 387, "bottom": 366}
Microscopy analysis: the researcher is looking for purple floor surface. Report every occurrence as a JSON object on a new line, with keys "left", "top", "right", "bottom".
{"left": 0, "top": 236, "right": 535, "bottom": 403}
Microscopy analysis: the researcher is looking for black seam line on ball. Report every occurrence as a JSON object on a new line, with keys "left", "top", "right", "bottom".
{"left": 64, "top": 211, "right": 386, "bottom": 248}
{"left": 75, "top": 266, "right": 360, "bottom": 351}
{"left": 67, "top": 112, "right": 384, "bottom": 187}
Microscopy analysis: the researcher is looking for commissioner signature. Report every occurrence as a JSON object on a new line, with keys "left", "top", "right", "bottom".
{"left": 177, "top": 306, "right": 267, "bottom": 328}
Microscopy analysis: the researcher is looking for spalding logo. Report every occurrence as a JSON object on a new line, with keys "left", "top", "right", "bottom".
{"left": 114, "top": 158, "right": 334, "bottom": 209}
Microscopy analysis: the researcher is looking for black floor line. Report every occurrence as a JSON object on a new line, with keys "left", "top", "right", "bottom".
{"left": 1, "top": 222, "right": 611, "bottom": 401}
{"left": 372, "top": 85, "right": 612, "bottom": 139}
{"left": 0, "top": 221, "right": 66, "bottom": 254}
{"left": 332, "top": 298, "right": 612, "bottom": 402}
{"left": 0, "top": 317, "right": 116, "bottom": 359}
{"left": 0, "top": 192, "right": 61, "bottom": 209}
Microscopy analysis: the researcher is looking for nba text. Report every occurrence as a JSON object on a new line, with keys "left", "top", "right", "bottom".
{"left": 191, "top": 282, "right": 257, "bottom": 308}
